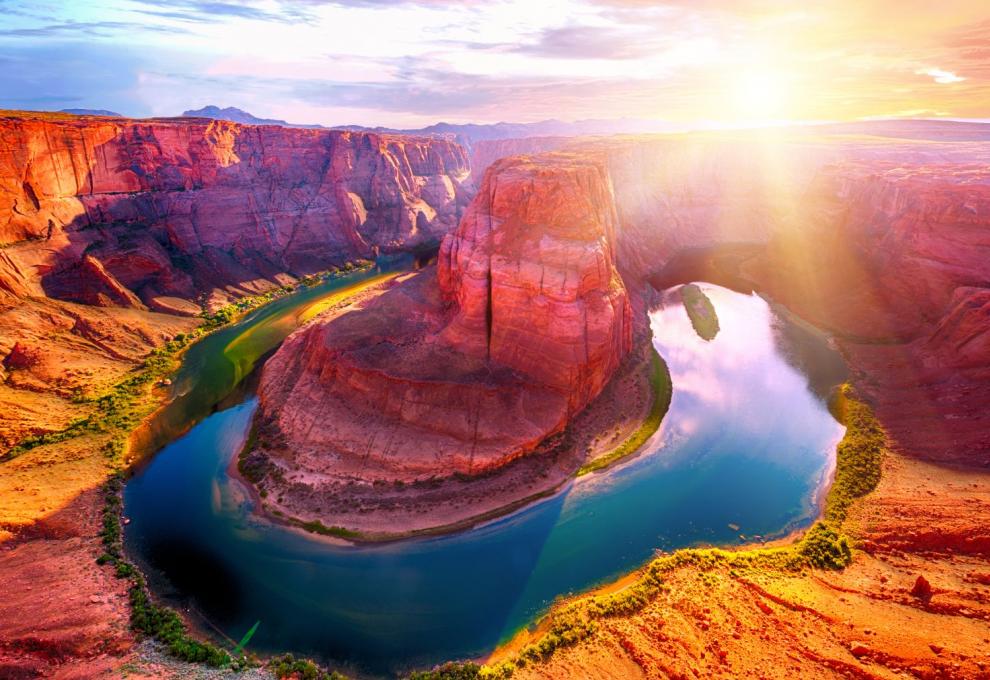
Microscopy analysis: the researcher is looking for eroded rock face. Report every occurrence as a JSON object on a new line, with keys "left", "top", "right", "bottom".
{"left": 0, "top": 112, "right": 470, "bottom": 307}
{"left": 758, "top": 162, "right": 990, "bottom": 467}
{"left": 254, "top": 154, "right": 633, "bottom": 484}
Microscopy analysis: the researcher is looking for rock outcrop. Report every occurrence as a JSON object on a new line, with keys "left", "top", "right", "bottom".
{"left": 253, "top": 154, "right": 633, "bottom": 488}
{"left": 0, "top": 111, "right": 470, "bottom": 309}
{"left": 438, "top": 154, "right": 633, "bottom": 411}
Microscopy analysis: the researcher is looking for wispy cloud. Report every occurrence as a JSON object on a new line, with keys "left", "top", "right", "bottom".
{"left": 917, "top": 67, "right": 966, "bottom": 84}
{"left": 512, "top": 24, "right": 673, "bottom": 60}
{"left": 128, "top": 0, "right": 305, "bottom": 24}
{"left": 0, "top": 20, "right": 185, "bottom": 37}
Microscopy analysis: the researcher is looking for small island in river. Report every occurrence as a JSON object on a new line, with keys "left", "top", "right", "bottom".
{"left": 680, "top": 283, "right": 721, "bottom": 341}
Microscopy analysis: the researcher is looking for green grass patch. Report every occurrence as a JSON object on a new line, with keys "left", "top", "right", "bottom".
{"left": 577, "top": 349, "right": 672, "bottom": 476}
{"left": 680, "top": 283, "right": 720, "bottom": 341}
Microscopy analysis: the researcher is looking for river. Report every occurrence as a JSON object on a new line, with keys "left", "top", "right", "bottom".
{"left": 124, "top": 276, "right": 846, "bottom": 677}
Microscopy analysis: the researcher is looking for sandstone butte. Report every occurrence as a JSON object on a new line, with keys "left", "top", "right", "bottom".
{"left": 0, "top": 111, "right": 989, "bottom": 677}
{"left": 253, "top": 153, "right": 633, "bottom": 484}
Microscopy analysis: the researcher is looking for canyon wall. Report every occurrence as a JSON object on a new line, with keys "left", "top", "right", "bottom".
{"left": 0, "top": 112, "right": 470, "bottom": 312}
{"left": 758, "top": 161, "right": 990, "bottom": 467}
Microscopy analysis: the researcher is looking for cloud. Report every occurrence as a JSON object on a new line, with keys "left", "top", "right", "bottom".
{"left": 512, "top": 24, "right": 671, "bottom": 60}
{"left": 917, "top": 67, "right": 966, "bottom": 84}
{"left": 2, "top": 0, "right": 989, "bottom": 126}
{"left": 0, "top": 20, "right": 185, "bottom": 37}
{"left": 127, "top": 0, "right": 472, "bottom": 24}
{"left": 128, "top": 0, "right": 306, "bottom": 24}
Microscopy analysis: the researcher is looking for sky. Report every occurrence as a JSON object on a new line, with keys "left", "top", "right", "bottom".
{"left": 0, "top": 0, "right": 988, "bottom": 128}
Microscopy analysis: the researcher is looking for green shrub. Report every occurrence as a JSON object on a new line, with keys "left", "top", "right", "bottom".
{"left": 269, "top": 654, "right": 347, "bottom": 679}
{"left": 129, "top": 583, "right": 230, "bottom": 667}
{"left": 409, "top": 662, "right": 482, "bottom": 680}
{"left": 295, "top": 519, "right": 361, "bottom": 540}
{"left": 799, "top": 522, "right": 852, "bottom": 569}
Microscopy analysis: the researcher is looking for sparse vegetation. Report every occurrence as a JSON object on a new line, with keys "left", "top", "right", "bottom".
{"left": 577, "top": 348, "right": 672, "bottom": 475}
{"left": 822, "top": 384, "right": 885, "bottom": 524}
{"left": 409, "top": 662, "right": 484, "bottom": 680}
{"left": 681, "top": 283, "right": 720, "bottom": 341}
{"left": 472, "top": 383, "right": 885, "bottom": 674}
{"left": 33, "top": 263, "right": 377, "bottom": 671}
{"left": 1, "top": 262, "right": 377, "bottom": 464}
{"left": 293, "top": 518, "right": 363, "bottom": 540}
{"left": 96, "top": 473, "right": 232, "bottom": 666}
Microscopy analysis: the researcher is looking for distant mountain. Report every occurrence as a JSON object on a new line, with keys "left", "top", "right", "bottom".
{"left": 176, "top": 106, "right": 677, "bottom": 142}
{"left": 59, "top": 108, "right": 122, "bottom": 117}
{"left": 342, "top": 118, "right": 680, "bottom": 147}
{"left": 815, "top": 118, "right": 990, "bottom": 142}
{"left": 181, "top": 105, "right": 299, "bottom": 127}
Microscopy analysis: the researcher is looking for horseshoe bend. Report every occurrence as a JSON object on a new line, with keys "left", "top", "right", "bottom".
{"left": 1, "top": 25, "right": 990, "bottom": 679}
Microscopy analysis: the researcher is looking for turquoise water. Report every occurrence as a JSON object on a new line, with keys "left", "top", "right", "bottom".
{"left": 124, "top": 283, "right": 845, "bottom": 677}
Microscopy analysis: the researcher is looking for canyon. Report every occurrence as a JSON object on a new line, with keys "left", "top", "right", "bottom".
{"left": 0, "top": 110, "right": 469, "bottom": 448}
{"left": 253, "top": 127, "right": 990, "bottom": 534}
{"left": 0, "top": 111, "right": 469, "bottom": 309}
{"left": 1, "top": 110, "right": 989, "bottom": 677}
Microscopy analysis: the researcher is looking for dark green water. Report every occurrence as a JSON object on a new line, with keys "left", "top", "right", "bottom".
{"left": 124, "top": 282, "right": 845, "bottom": 677}
{"left": 130, "top": 259, "right": 408, "bottom": 457}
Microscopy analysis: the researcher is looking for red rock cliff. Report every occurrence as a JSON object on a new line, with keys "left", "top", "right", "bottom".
{"left": 0, "top": 112, "right": 469, "bottom": 310}
{"left": 439, "top": 153, "right": 633, "bottom": 412}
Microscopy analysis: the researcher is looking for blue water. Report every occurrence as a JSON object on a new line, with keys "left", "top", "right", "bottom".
{"left": 124, "top": 284, "right": 845, "bottom": 677}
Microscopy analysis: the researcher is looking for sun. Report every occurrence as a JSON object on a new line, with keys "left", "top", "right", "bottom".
{"left": 730, "top": 70, "right": 791, "bottom": 122}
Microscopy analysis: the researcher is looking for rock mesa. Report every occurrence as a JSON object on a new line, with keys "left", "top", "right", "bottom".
{"left": 254, "top": 153, "right": 633, "bottom": 482}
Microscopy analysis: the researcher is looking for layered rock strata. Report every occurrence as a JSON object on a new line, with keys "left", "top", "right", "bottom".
{"left": 0, "top": 111, "right": 470, "bottom": 311}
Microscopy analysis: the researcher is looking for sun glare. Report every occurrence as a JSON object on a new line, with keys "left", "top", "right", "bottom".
{"left": 730, "top": 70, "right": 791, "bottom": 123}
